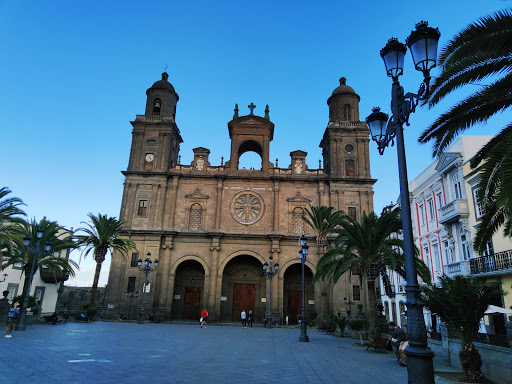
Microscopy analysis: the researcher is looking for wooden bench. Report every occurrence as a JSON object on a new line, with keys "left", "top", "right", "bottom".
{"left": 74, "top": 315, "right": 89, "bottom": 323}
{"left": 366, "top": 337, "right": 389, "bottom": 352}
{"left": 43, "top": 315, "right": 61, "bottom": 324}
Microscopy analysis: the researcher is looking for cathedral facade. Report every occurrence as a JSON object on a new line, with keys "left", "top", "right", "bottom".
{"left": 106, "top": 73, "right": 375, "bottom": 323}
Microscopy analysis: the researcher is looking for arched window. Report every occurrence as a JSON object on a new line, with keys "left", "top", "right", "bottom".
{"left": 345, "top": 159, "right": 355, "bottom": 176}
{"left": 384, "top": 302, "right": 390, "bottom": 322}
{"left": 343, "top": 104, "right": 352, "bottom": 121}
{"left": 189, "top": 204, "right": 202, "bottom": 230}
{"left": 292, "top": 207, "right": 304, "bottom": 234}
{"left": 152, "top": 98, "right": 161, "bottom": 116}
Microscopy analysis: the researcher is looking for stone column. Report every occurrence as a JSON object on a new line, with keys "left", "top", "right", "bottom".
{"left": 169, "top": 176, "right": 179, "bottom": 229}
{"left": 273, "top": 180, "right": 279, "bottom": 232}
{"left": 157, "top": 236, "right": 174, "bottom": 313}
{"left": 128, "top": 130, "right": 143, "bottom": 170}
{"left": 153, "top": 184, "right": 166, "bottom": 229}
{"left": 208, "top": 240, "right": 221, "bottom": 320}
{"left": 214, "top": 179, "right": 224, "bottom": 230}
{"left": 125, "top": 184, "right": 137, "bottom": 224}
{"left": 159, "top": 132, "right": 170, "bottom": 170}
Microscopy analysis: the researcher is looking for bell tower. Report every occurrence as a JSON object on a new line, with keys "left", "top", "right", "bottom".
{"left": 126, "top": 72, "right": 183, "bottom": 173}
{"left": 320, "top": 77, "right": 371, "bottom": 179}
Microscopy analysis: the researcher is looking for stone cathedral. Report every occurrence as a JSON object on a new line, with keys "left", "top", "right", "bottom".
{"left": 106, "top": 73, "right": 375, "bottom": 323}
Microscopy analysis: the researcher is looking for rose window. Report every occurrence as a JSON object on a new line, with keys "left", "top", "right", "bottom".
{"left": 232, "top": 192, "right": 264, "bottom": 225}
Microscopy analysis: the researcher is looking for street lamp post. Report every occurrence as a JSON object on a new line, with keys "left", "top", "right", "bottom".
{"left": 126, "top": 290, "right": 139, "bottom": 320}
{"left": 262, "top": 255, "right": 279, "bottom": 329}
{"left": 17, "top": 228, "right": 51, "bottom": 331}
{"left": 138, "top": 252, "right": 158, "bottom": 324}
{"left": 299, "top": 234, "right": 309, "bottom": 342}
{"left": 366, "top": 21, "right": 440, "bottom": 384}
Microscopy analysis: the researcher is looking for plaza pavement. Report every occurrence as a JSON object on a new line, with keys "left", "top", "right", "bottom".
{"left": 1, "top": 322, "right": 454, "bottom": 384}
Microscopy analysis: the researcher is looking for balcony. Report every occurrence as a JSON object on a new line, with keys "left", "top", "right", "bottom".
{"left": 40, "top": 268, "right": 70, "bottom": 284}
{"left": 470, "top": 249, "right": 512, "bottom": 275}
{"left": 443, "top": 260, "right": 471, "bottom": 278}
{"left": 438, "top": 199, "right": 469, "bottom": 224}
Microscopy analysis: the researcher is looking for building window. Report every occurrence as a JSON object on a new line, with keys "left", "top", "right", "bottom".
{"left": 483, "top": 241, "right": 493, "bottom": 257}
{"left": 6, "top": 283, "right": 18, "bottom": 300}
{"left": 353, "top": 285, "right": 361, "bottom": 301}
{"left": 461, "top": 234, "right": 471, "bottom": 261}
{"left": 443, "top": 240, "right": 452, "bottom": 263}
{"left": 343, "top": 104, "right": 351, "bottom": 121}
{"left": 436, "top": 192, "right": 443, "bottom": 209}
{"left": 424, "top": 246, "right": 430, "bottom": 269}
{"left": 292, "top": 207, "right": 304, "bottom": 234}
{"left": 152, "top": 98, "right": 161, "bottom": 116}
{"left": 472, "top": 187, "right": 484, "bottom": 219}
{"left": 451, "top": 171, "right": 462, "bottom": 199}
{"left": 419, "top": 204, "right": 425, "bottom": 225}
{"left": 433, "top": 243, "right": 441, "bottom": 272}
{"left": 189, "top": 203, "right": 202, "bottom": 230}
{"left": 345, "top": 159, "right": 355, "bottom": 176}
{"left": 130, "top": 253, "right": 139, "bottom": 268}
{"left": 428, "top": 199, "right": 435, "bottom": 221}
{"left": 348, "top": 207, "right": 357, "bottom": 220}
{"left": 138, "top": 200, "right": 148, "bottom": 217}
{"left": 34, "top": 286, "right": 45, "bottom": 308}
{"left": 127, "top": 277, "right": 136, "bottom": 293}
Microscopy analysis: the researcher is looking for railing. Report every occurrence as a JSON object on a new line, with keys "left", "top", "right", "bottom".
{"left": 443, "top": 260, "right": 471, "bottom": 278}
{"left": 470, "top": 249, "right": 512, "bottom": 275}
{"left": 447, "top": 327, "right": 510, "bottom": 348}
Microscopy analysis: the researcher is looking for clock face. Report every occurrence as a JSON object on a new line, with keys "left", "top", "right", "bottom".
{"left": 145, "top": 154, "right": 155, "bottom": 162}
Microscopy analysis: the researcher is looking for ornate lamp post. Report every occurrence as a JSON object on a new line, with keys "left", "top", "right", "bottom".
{"left": 366, "top": 21, "right": 440, "bottom": 383}
{"left": 263, "top": 255, "right": 279, "bottom": 329}
{"left": 17, "top": 228, "right": 51, "bottom": 331}
{"left": 138, "top": 252, "right": 158, "bottom": 324}
{"left": 299, "top": 234, "right": 309, "bottom": 342}
{"left": 126, "top": 290, "right": 139, "bottom": 320}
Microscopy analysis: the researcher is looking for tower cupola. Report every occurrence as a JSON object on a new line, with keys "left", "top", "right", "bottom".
{"left": 145, "top": 72, "right": 179, "bottom": 120}
{"left": 327, "top": 77, "right": 360, "bottom": 122}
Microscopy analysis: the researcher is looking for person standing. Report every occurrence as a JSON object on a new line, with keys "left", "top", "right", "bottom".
{"left": 5, "top": 302, "right": 20, "bottom": 338}
{"left": 241, "top": 309, "right": 247, "bottom": 328}
{"left": 247, "top": 310, "right": 254, "bottom": 328}
{"left": 201, "top": 309, "right": 208, "bottom": 328}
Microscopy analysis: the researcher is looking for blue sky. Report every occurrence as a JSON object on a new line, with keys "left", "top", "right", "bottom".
{"left": 1, "top": 0, "right": 511, "bottom": 286}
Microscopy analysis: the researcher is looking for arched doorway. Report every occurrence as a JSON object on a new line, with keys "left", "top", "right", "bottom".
{"left": 172, "top": 260, "right": 205, "bottom": 320}
{"left": 283, "top": 264, "right": 314, "bottom": 324}
{"left": 220, "top": 255, "right": 266, "bottom": 322}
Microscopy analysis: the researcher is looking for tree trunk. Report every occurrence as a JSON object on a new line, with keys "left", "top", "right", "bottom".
{"left": 89, "top": 261, "right": 103, "bottom": 315}
{"left": 459, "top": 342, "right": 484, "bottom": 383}
{"left": 367, "top": 280, "right": 380, "bottom": 342}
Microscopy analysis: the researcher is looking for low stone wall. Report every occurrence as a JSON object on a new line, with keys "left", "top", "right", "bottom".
{"left": 429, "top": 338, "right": 512, "bottom": 383}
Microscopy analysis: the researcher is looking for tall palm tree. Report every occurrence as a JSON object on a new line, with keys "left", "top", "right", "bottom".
{"left": 303, "top": 205, "right": 343, "bottom": 323}
{"left": 315, "top": 209, "right": 431, "bottom": 341}
{"left": 422, "top": 276, "right": 503, "bottom": 383}
{"left": 2, "top": 217, "right": 78, "bottom": 303}
{"left": 76, "top": 213, "right": 136, "bottom": 316}
{"left": 418, "top": 9, "right": 512, "bottom": 249}
{"left": 0, "top": 186, "right": 26, "bottom": 260}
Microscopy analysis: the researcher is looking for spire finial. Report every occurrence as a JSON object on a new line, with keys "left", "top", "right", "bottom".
{"left": 234, "top": 104, "right": 239, "bottom": 119}
{"left": 339, "top": 77, "right": 346, "bottom": 85}
{"left": 248, "top": 102, "right": 256, "bottom": 115}
{"left": 162, "top": 72, "right": 169, "bottom": 81}
{"left": 264, "top": 105, "right": 270, "bottom": 120}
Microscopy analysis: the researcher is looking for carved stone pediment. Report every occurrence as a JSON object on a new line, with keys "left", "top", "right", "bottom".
{"left": 286, "top": 192, "right": 311, "bottom": 203}
{"left": 435, "top": 152, "right": 461, "bottom": 173}
{"left": 240, "top": 119, "right": 261, "bottom": 125}
{"left": 184, "top": 188, "right": 209, "bottom": 200}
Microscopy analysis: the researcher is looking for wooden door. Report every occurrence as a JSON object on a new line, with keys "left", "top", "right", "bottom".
{"left": 232, "top": 284, "right": 255, "bottom": 321}
{"left": 288, "top": 290, "right": 302, "bottom": 324}
{"left": 183, "top": 286, "right": 202, "bottom": 320}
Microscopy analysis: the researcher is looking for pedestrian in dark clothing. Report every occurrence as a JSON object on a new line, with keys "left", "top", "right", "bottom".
{"left": 247, "top": 310, "right": 254, "bottom": 328}
{"left": 389, "top": 321, "right": 408, "bottom": 367}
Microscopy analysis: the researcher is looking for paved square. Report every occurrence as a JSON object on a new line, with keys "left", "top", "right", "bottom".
{"left": 1, "top": 322, "right": 410, "bottom": 383}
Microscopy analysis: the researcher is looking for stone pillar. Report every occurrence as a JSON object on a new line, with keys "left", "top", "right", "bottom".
{"left": 125, "top": 184, "right": 137, "bottom": 224}
{"left": 273, "top": 180, "right": 279, "bottom": 232}
{"left": 159, "top": 132, "right": 170, "bottom": 170}
{"left": 215, "top": 179, "right": 224, "bottom": 230}
{"left": 208, "top": 239, "right": 221, "bottom": 319}
{"left": 153, "top": 184, "right": 166, "bottom": 228}
{"left": 157, "top": 235, "right": 174, "bottom": 319}
{"left": 169, "top": 176, "right": 179, "bottom": 229}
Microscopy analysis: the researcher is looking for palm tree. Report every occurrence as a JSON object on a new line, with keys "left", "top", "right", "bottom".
{"left": 2, "top": 217, "right": 78, "bottom": 303}
{"left": 315, "top": 209, "right": 431, "bottom": 341}
{"left": 422, "top": 276, "right": 503, "bottom": 383}
{"left": 303, "top": 205, "right": 343, "bottom": 323}
{"left": 76, "top": 213, "right": 136, "bottom": 316}
{"left": 0, "top": 186, "right": 26, "bottom": 260}
{"left": 418, "top": 9, "right": 512, "bottom": 249}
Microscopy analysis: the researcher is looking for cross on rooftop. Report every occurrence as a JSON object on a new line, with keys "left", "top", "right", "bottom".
{"left": 248, "top": 102, "right": 256, "bottom": 115}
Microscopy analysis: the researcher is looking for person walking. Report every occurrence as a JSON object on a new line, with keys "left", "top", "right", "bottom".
{"left": 247, "top": 310, "right": 254, "bottom": 328}
{"left": 241, "top": 309, "right": 247, "bottom": 328}
{"left": 5, "top": 302, "right": 20, "bottom": 338}
{"left": 200, "top": 309, "right": 208, "bottom": 328}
